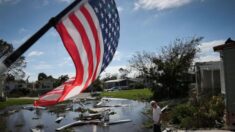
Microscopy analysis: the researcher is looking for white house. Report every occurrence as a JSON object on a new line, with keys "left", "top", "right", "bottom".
{"left": 195, "top": 61, "right": 222, "bottom": 98}
{"left": 214, "top": 38, "right": 235, "bottom": 130}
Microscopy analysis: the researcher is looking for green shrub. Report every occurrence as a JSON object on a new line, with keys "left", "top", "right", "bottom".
{"left": 170, "top": 96, "right": 225, "bottom": 128}
{"left": 8, "top": 88, "right": 30, "bottom": 97}
{"left": 171, "top": 103, "right": 196, "bottom": 125}
{"left": 180, "top": 116, "right": 196, "bottom": 128}
{"left": 129, "top": 83, "right": 145, "bottom": 89}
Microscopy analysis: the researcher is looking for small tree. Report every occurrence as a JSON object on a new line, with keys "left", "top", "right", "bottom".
{"left": 0, "top": 39, "right": 26, "bottom": 79}
{"left": 53, "top": 75, "right": 69, "bottom": 87}
{"left": 102, "top": 73, "right": 118, "bottom": 81}
{"left": 0, "top": 39, "right": 26, "bottom": 100}
{"left": 129, "top": 37, "right": 203, "bottom": 99}
{"left": 91, "top": 76, "right": 103, "bottom": 91}
{"left": 38, "top": 72, "right": 47, "bottom": 81}
{"left": 119, "top": 68, "right": 130, "bottom": 79}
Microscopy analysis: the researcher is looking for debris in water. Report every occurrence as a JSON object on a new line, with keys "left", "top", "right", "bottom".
{"left": 55, "top": 116, "right": 65, "bottom": 123}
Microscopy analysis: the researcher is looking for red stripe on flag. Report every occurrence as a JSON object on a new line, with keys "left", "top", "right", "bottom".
{"left": 80, "top": 6, "right": 101, "bottom": 82}
{"left": 69, "top": 12, "right": 95, "bottom": 89}
{"left": 34, "top": 100, "right": 58, "bottom": 107}
{"left": 56, "top": 22, "right": 84, "bottom": 102}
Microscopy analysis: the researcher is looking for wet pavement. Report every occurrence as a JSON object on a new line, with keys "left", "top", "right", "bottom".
{"left": 1, "top": 98, "right": 152, "bottom": 132}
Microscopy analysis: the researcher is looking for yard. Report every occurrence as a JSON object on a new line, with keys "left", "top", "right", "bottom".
{"left": 101, "top": 88, "right": 152, "bottom": 101}
{"left": 0, "top": 98, "right": 34, "bottom": 110}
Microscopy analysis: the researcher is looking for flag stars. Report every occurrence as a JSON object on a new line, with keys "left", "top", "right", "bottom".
{"left": 105, "top": 28, "right": 108, "bottom": 33}
{"left": 104, "top": 8, "right": 107, "bottom": 13}
{"left": 105, "top": 18, "right": 108, "bottom": 24}
{"left": 107, "top": 57, "right": 110, "bottom": 62}
{"left": 94, "top": 7, "right": 99, "bottom": 13}
{"left": 101, "top": 12, "right": 104, "bottom": 18}
{"left": 101, "top": 23, "right": 104, "bottom": 29}
{"left": 108, "top": 13, "right": 111, "bottom": 19}
{"left": 89, "top": 0, "right": 119, "bottom": 72}
{"left": 99, "top": 3, "right": 102, "bottom": 8}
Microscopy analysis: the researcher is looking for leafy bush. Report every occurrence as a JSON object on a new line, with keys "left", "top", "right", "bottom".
{"left": 171, "top": 103, "right": 196, "bottom": 125}
{"left": 129, "top": 83, "right": 145, "bottom": 89}
{"left": 170, "top": 96, "right": 225, "bottom": 128}
{"left": 8, "top": 88, "right": 30, "bottom": 97}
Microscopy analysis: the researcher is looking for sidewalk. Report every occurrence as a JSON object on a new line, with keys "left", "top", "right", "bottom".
{"left": 177, "top": 130, "right": 231, "bottom": 132}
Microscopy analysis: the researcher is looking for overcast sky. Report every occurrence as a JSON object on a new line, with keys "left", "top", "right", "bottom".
{"left": 0, "top": 0, "right": 235, "bottom": 81}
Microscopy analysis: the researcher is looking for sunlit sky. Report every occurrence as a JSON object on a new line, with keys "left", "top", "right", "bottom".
{"left": 0, "top": 0, "right": 235, "bottom": 81}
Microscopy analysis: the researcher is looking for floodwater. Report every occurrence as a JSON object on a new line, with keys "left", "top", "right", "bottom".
{"left": 1, "top": 98, "right": 152, "bottom": 132}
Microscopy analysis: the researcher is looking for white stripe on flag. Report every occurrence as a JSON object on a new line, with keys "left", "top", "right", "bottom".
{"left": 84, "top": 4, "right": 104, "bottom": 79}
{"left": 62, "top": 18, "right": 89, "bottom": 100}
{"left": 74, "top": 9, "right": 97, "bottom": 81}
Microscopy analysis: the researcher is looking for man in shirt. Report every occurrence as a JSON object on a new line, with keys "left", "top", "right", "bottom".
{"left": 150, "top": 100, "right": 161, "bottom": 132}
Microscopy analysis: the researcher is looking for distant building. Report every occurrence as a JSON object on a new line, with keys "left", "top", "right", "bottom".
{"left": 37, "top": 77, "right": 56, "bottom": 90}
{"left": 4, "top": 80, "right": 27, "bottom": 93}
{"left": 0, "top": 76, "right": 6, "bottom": 100}
{"left": 104, "top": 79, "right": 131, "bottom": 90}
{"left": 214, "top": 38, "right": 235, "bottom": 130}
{"left": 195, "top": 61, "right": 222, "bottom": 98}
{"left": 104, "top": 78, "right": 147, "bottom": 90}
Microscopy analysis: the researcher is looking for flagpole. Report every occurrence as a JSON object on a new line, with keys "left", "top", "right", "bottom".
{"left": 0, "top": 0, "right": 82, "bottom": 74}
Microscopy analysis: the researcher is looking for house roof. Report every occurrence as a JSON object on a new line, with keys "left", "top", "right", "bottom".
{"left": 195, "top": 61, "right": 221, "bottom": 70}
{"left": 214, "top": 38, "right": 235, "bottom": 51}
{"left": 105, "top": 79, "right": 126, "bottom": 83}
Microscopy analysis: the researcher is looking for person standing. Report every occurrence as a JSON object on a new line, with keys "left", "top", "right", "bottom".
{"left": 150, "top": 100, "right": 162, "bottom": 132}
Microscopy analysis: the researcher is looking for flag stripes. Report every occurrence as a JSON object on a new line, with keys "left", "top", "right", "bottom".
{"left": 34, "top": 0, "right": 119, "bottom": 106}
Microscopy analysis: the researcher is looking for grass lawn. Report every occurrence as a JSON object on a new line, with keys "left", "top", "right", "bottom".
{"left": 0, "top": 98, "right": 34, "bottom": 110}
{"left": 101, "top": 88, "right": 152, "bottom": 101}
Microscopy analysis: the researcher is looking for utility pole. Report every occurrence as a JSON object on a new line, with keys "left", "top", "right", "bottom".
{"left": 0, "top": 76, "right": 6, "bottom": 101}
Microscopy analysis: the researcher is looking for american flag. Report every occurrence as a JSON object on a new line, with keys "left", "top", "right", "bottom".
{"left": 34, "top": 0, "right": 120, "bottom": 106}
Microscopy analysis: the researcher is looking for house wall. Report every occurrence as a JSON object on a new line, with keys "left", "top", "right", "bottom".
{"left": 104, "top": 79, "right": 132, "bottom": 89}
{"left": 223, "top": 47, "right": 235, "bottom": 128}
{"left": 39, "top": 79, "right": 55, "bottom": 90}
{"left": 220, "top": 59, "right": 226, "bottom": 94}
{"left": 195, "top": 62, "right": 221, "bottom": 97}
{"left": 0, "top": 77, "right": 5, "bottom": 98}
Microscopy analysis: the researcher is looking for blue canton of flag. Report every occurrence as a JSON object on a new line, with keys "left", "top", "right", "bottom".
{"left": 89, "top": 0, "right": 120, "bottom": 72}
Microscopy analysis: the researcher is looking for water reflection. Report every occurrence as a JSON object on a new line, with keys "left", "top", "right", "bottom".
{"left": 2, "top": 98, "right": 151, "bottom": 132}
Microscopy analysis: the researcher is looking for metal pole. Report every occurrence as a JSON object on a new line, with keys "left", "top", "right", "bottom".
{"left": 1, "top": 0, "right": 81, "bottom": 73}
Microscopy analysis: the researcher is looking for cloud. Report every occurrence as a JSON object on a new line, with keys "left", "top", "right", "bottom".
{"left": 101, "top": 65, "right": 125, "bottom": 76}
{"left": 117, "top": 6, "right": 123, "bottom": 12}
{"left": 56, "top": 0, "right": 72, "bottom": 3}
{"left": 42, "top": 0, "right": 49, "bottom": 6}
{"left": 113, "top": 51, "right": 122, "bottom": 61}
{"left": 134, "top": 0, "right": 192, "bottom": 11}
{"left": 12, "top": 35, "right": 30, "bottom": 46}
{"left": 195, "top": 40, "right": 224, "bottom": 62}
{"left": 0, "top": 0, "right": 21, "bottom": 4}
{"left": 47, "top": 30, "right": 59, "bottom": 37}
{"left": 58, "top": 57, "right": 73, "bottom": 67}
{"left": 199, "top": 40, "right": 224, "bottom": 53}
{"left": 28, "top": 51, "right": 44, "bottom": 57}
{"left": 100, "top": 65, "right": 139, "bottom": 79}
{"left": 34, "top": 62, "right": 53, "bottom": 70}
{"left": 18, "top": 28, "right": 28, "bottom": 34}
